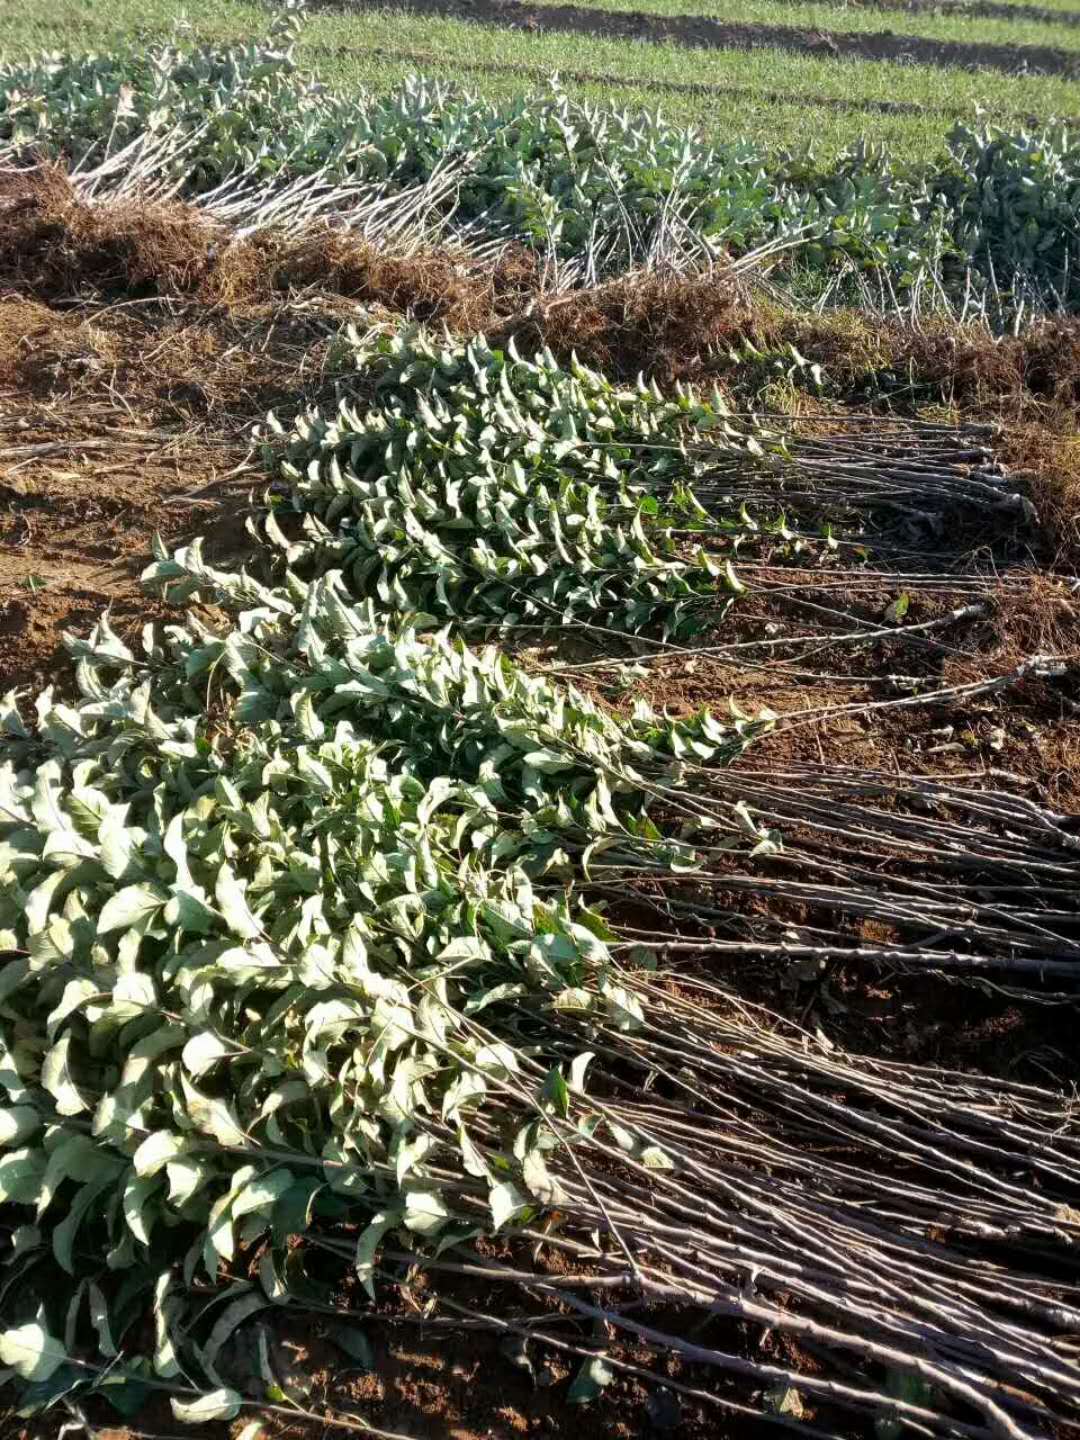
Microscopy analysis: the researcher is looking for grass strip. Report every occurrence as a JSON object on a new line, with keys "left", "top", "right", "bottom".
{"left": 308, "top": 0, "right": 1080, "bottom": 76}
{"left": 536, "top": 0, "right": 1080, "bottom": 52}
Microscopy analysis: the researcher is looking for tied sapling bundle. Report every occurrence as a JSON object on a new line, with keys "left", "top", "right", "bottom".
{"left": 0, "top": 553, "right": 1076, "bottom": 1436}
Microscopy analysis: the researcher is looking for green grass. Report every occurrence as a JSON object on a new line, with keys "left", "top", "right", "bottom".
{"left": 263, "top": 8, "right": 1080, "bottom": 118}
{"left": 539, "top": 0, "right": 1080, "bottom": 53}
{"left": 5, "top": 0, "right": 1080, "bottom": 162}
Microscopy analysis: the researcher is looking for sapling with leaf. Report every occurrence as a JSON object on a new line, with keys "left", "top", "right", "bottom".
{"left": 260, "top": 328, "right": 805, "bottom": 639}
{"left": 0, "top": 553, "right": 768, "bottom": 1389}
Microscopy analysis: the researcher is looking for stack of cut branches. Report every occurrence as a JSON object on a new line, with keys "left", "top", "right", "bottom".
{"left": 597, "top": 763, "right": 1080, "bottom": 979}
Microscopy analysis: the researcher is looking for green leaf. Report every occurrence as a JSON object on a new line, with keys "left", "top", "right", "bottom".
{"left": 16, "top": 1361, "right": 83, "bottom": 1415}
{"left": 10, "top": 1225, "right": 41, "bottom": 1257}
{"left": 87, "top": 1281, "right": 117, "bottom": 1358}
{"left": 0, "top": 1148, "right": 47, "bottom": 1205}
{"left": 181, "top": 1031, "right": 234, "bottom": 1078}
{"left": 522, "top": 1149, "right": 567, "bottom": 1206}
{"left": 133, "top": 1131, "right": 187, "bottom": 1178}
{"left": 553, "top": 987, "right": 594, "bottom": 1014}
{"left": 165, "top": 889, "right": 217, "bottom": 934}
{"left": 395, "top": 1132, "right": 436, "bottom": 1185}
{"left": 97, "top": 883, "right": 167, "bottom": 934}
{"left": 53, "top": 1177, "right": 113, "bottom": 1273}
{"left": 170, "top": 1388, "right": 243, "bottom": 1423}
{"left": 522, "top": 749, "right": 575, "bottom": 774}
{"left": 0, "top": 1106, "right": 41, "bottom": 1147}
{"left": 0, "top": 1322, "right": 67, "bottom": 1382}
{"left": 231, "top": 1167, "right": 295, "bottom": 1219}
{"left": 601, "top": 982, "right": 644, "bottom": 1033}
{"left": 876, "top": 1368, "right": 933, "bottom": 1439}
{"left": 181, "top": 1077, "right": 248, "bottom": 1147}
{"left": 640, "top": 1145, "right": 675, "bottom": 1171}
{"left": 40, "top": 1037, "right": 88, "bottom": 1116}
{"left": 215, "top": 864, "right": 262, "bottom": 940}
{"left": 166, "top": 1157, "right": 211, "bottom": 1206}
{"left": 203, "top": 1291, "right": 271, "bottom": 1375}
{"left": 355, "top": 1210, "right": 401, "bottom": 1299}
{"left": 767, "top": 1385, "right": 806, "bottom": 1419}
{"left": 568, "top": 1051, "right": 595, "bottom": 1095}
{"left": 271, "top": 1175, "right": 324, "bottom": 1246}
{"left": 99, "top": 811, "right": 136, "bottom": 881}
{"left": 722, "top": 559, "right": 745, "bottom": 595}
{"left": 489, "top": 1180, "right": 528, "bottom": 1231}
{"left": 123, "top": 1172, "right": 162, "bottom": 1245}
{"left": 100, "top": 1375, "right": 154, "bottom": 1420}
{"left": 154, "top": 1272, "right": 182, "bottom": 1378}
{"left": 884, "top": 593, "right": 911, "bottom": 624}
{"left": 325, "top": 1324, "right": 375, "bottom": 1370}
{"left": 541, "top": 1065, "right": 570, "bottom": 1119}
{"left": 403, "top": 1188, "right": 450, "bottom": 1235}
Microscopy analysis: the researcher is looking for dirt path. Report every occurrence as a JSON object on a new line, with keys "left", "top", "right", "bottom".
{"left": 699, "top": 0, "right": 1080, "bottom": 29}
{"left": 312, "top": 0, "right": 1080, "bottom": 76}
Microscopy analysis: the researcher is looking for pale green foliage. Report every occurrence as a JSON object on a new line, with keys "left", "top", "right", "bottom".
{"left": 939, "top": 122, "right": 1080, "bottom": 308}
{"left": 0, "top": 555, "right": 766, "bottom": 1394}
{"left": 0, "top": 13, "right": 346, "bottom": 191}
{"left": 171, "top": 1388, "right": 242, "bottom": 1423}
{"left": 0, "top": 1321, "right": 68, "bottom": 1382}
{"left": 265, "top": 328, "right": 764, "bottom": 638}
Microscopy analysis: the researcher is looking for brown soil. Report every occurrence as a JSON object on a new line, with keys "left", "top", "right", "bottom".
{"left": 239, "top": 1303, "right": 734, "bottom": 1440}
{"left": 0, "top": 291, "right": 351, "bottom": 690}
{"left": 747, "top": 0, "right": 1080, "bottom": 25}
{"left": 7, "top": 1315, "right": 734, "bottom": 1440}
{"left": 535, "top": 562, "right": 1080, "bottom": 803}
{"left": 310, "top": 0, "right": 1080, "bottom": 77}
{"left": 0, "top": 162, "right": 539, "bottom": 322}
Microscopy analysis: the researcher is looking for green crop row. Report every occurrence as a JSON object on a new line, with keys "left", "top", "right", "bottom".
{"left": 2, "top": 18, "right": 1078, "bottom": 319}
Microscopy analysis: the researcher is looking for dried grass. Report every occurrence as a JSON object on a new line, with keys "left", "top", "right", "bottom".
{"left": 999, "top": 425, "right": 1080, "bottom": 566}
{"left": 0, "top": 164, "right": 538, "bottom": 326}
{"left": 0, "top": 162, "right": 222, "bottom": 300}
{"left": 264, "top": 230, "right": 540, "bottom": 327}
{"left": 492, "top": 271, "right": 752, "bottom": 381}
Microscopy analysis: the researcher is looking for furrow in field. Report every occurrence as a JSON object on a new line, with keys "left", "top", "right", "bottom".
{"left": 310, "top": 0, "right": 1080, "bottom": 76}
{"left": 309, "top": 41, "right": 946, "bottom": 115}
{"left": 535, "top": 0, "right": 1080, "bottom": 54}
{"left": 715, "top": 0, "right": 1080, "bottom": 27}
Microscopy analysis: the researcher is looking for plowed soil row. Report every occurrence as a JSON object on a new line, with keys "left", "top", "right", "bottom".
{"left": 736, "top": 0, "right": 1080, "bottom": 25}
{"left": 310, "top": 0, "right": 1080, "bottom": 76}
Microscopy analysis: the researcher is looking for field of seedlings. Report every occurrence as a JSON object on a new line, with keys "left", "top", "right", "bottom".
{"left": 0, "top": 4, "right": 1079, "bottom": 1440}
